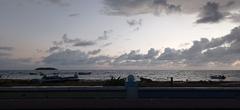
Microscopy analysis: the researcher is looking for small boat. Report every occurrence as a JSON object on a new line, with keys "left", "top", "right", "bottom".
{"left": 41, "top": 75, "right": 63, "bottom": 82}
{"left": 39, "top": 73, "right": 45, "bottom": 76}
{"left": 210, "top": 75, "right": 226, "bottom": 79}
{"left": 29, "top": 72, "right": 38, "bottom": 75}
{"left": 61, "top": 74, "right": 79, "bottom": 81}
{"left": 78, "top": 72, "right": 91, "bottom": 75}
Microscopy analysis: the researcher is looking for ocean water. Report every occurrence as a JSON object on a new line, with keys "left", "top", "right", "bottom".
{"left": 0, "top": 70, "right": 240, "bottom": 81}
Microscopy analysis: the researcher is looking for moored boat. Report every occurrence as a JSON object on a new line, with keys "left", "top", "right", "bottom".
{"left": 210, "top": 75, "right": 226, "bottom": 79}
{"left": 78, "top": 72, "right": 91, "bottom": 75}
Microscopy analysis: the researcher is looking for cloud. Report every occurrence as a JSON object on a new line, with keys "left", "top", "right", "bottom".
{"left": 102, "top": 0, "right": 181, "bottom": 16}
{"left": 73, "top": 41, "right": 96, "bottom": 47}
{"left": 224, "top": 1, "right": 235, "bottom": 7}
{"left": 102, "top": 0, "right": 240, "bottom": 24}
{"left": 43, "top": 49, "right": 112, "bottom": 66}
{"left": 156, "top": 25, "right": 240, "bottom": 67}
{"left": 101, "top": 42, "right": 113, "bottom": 47}
{"left": 0, "top": 46, "right": 14, "bottom": 51}
{"left": 97, "top": 30, "right": 113, "bottom": 41}
{"left": 29, "top": 0, "right": 70, "bottom": 7}
{"left": 126, "top": 19, "right": 142, "bottom": 31}
{"left": 0, "top": 53, "right": 10, "bottom": 57}
{"left": 108, "top": 25, "right": 240, "bottom": 68}
{"left": 112, "top": 48, "right": 160, "bottom": 66}
{"left": 158, "top": 48, "right": 181, "bottom": 61}
{"left": 61, "top": 34, "right": 96, "bottom": 47}
{"left": 0, "top": 46, "right": 14, "bottom": 57}
{"left": 88, "top": 49, "right": 101, "bottom": 55}
{"left": 44, "top": 0, "right": 69, "bottom": 6}
{"left": 48, "top": 46, "right": 61, "bottom": 53}
{"left": 168, "top": 0, "right": 240, "bottom": 14}
{"left": 228, "top": 12, "right": 240, "bottom": 23}
{"left": 69, "top": 13, "right": 80, "bottom": 17}
{"left": 127, "top": 19, "right": 142, "bottom": 26}
{"left": 196, "top": 2, "right": 224, "bottom": 23}
{"left": 0, "top": 57, "right": 34, "bottom": 69}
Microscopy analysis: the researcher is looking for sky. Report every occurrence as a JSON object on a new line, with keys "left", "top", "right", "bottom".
{"left": 0, "top": 0, "right": 240, "bottom": 70}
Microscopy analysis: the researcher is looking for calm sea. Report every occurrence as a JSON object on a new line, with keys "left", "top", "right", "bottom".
{"left": 0, "top": 70, "right": 240, "bottom": 81}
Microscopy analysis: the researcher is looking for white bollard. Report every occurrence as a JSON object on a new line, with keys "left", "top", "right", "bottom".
{"left": 125, "top": 75, "right": 138, "bottom": 99}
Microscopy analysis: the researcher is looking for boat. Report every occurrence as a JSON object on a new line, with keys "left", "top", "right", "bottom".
{"left": 39, "top": 73, "right": 45, "bottom": 76}
{"left": 29, "top": 72, "right": 38, "bottom": 75}
{"left": 78, "top": 72, "right": 91, "bottom": 75}
{"left": 210, "top": 75, "right": 226, "bottom": 79}
{"left": 61, "top": 74, "right": 79, "bottom": 81}
{"left": 41, "top": 75, "right": 63, "bottom": 82}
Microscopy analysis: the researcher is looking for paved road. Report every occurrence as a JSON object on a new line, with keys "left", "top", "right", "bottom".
{"left": 1, "top": 99, "right": 240, "bottom": 109}
{"left": 1, "top": 87, "right": 240, "bottom": 109}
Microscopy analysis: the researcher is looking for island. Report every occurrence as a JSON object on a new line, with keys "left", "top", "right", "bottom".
{"left": 35, "top": 67, "right": 58, "bottom": 70}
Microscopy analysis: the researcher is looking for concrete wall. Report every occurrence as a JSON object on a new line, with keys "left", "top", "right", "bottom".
{"left": 1, "top": 87, "right": 240, "bottom": 99}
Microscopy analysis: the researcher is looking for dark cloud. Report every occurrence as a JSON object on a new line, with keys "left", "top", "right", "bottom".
{"left": 47, "top": 0, "right": 64, "bottom": 4}
{"left": 29, "top": 0, "right": 70, "bottom": 7}
{"left": 69, "top": 13, "right": 80, "bottom": 17}
{"left": 61, "top": 34, "right": 96, "bottom": 47}
{"left": 0, "top": 46, "right": 14, "bottom": 51}
{"left": 158, "top": 48, "right": 181, "bottom": 61}
{"left": 224, "top": 1, "right": 235, "bottom": 7}
{"left": 43, "top": 49, "right": 89, "bottom": 65}
{"left": 97, "top": 30, "right": 113, "bottom": 41}
{"left": 43, "top": 49, "right": 111, "bottom": 66}
{"left": 127, "top": 19, "right": 142, "bottom": 26}
{"left": 73, "top": 41, "right": 96, "bottom": 47}
{"left": 0, "top": 46, "right": 14, "bottom": 57}
{"left": 101, "top": 42, "right": 113, "bottom": 47}
{"left": 0, "top": 57, "right": 34, "bottom": 70}
{"left": 0, "top": 53, "right": 10, "bottom": 57}
{"left": 112, "top": 48, "right": 160, "bottom": 66}
{"left": 44, "top": 0, "right": 69, "bottom": 6}
{"left": 167, "top": 0, "right": 240, "bottom": 14}
{"left": 196, "top": 2, "right": 224, "bottom": 23}
{"left": 102, "top": 0, "right": 240, "bottom": 24}
{"left": 126, "top": 19, "right": 142, "bottom": 31}
{"left": 88, "top": 49, "right": 101, "bottom": 55}
{"left": 62, "top": 34, "right": 78, "bottom": 44}
{"left": 53, "top": 40, "right": 63, "bottom": 46}
{"left": 102, "top": 0, "right": 181, "bottom": 16}
{"left": 48, "top": 46, "right": 61, "bottom": 53}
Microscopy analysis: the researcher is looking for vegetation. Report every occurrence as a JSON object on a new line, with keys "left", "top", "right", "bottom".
{"left": 103, "top": 76, "right": 126, "bottom": 86}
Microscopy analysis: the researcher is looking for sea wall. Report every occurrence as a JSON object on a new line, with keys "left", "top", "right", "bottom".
{"left": 1, "top": 86, "right": 240, "bottom": 99}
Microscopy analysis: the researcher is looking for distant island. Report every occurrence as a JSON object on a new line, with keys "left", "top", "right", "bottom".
{"left": 35, "top": 67, "right": 58, "bottom": 70}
